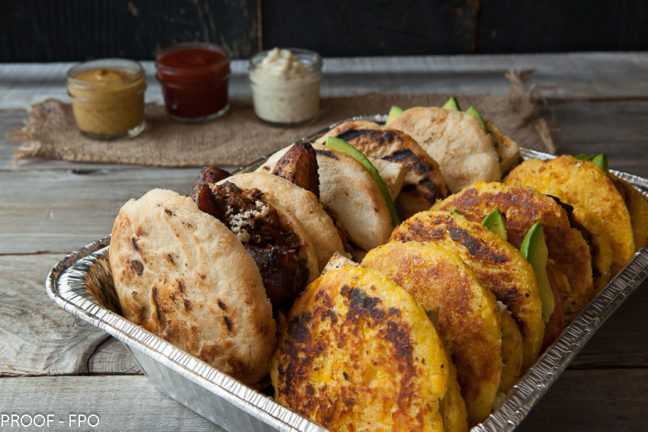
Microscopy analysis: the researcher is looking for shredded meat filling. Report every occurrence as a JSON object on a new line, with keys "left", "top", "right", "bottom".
{"left": 193, "top": 181, "right": 308, "bottom": 313}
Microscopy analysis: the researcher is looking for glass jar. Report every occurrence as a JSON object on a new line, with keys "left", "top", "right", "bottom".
{"left": 248, "top": 48, "right": 322, "bottom": 126}
{"left": 67, "top": 58, "right": 146, "bottom": 140}
{"left": 156, "top": 42, "right": 230, "bottom": 122}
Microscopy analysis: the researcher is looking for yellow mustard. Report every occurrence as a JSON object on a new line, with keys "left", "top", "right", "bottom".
{"left": 67, "top": 59, "right": 146, "bottom": 139}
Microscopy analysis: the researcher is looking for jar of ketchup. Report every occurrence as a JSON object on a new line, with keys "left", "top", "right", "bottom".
{"left": 155, "top": 42, "right": 230, "bottom": 122}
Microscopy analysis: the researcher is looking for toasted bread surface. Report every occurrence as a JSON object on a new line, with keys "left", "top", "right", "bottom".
{"left": 389, "top": 107, "right": 502, "bottom": 192}
{"left": 110, "top": 189, "right": 276, "bottom": 385}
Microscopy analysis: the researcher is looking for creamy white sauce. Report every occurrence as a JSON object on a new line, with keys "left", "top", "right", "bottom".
{"left": 249, "top": 48, "right": 321, "bottom": 124}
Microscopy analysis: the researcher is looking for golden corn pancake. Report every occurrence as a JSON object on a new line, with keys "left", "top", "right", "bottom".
{"left": 433, "top": 181, "right": 593, "bottom": 314}
{"left": 390, "top": 211, "right": 544, "bottom": 370}
{"left": 441, "top": 362, "right": 470, "bottom": 432}
{"left": 361, "top": 241, "right": 504, "bottom": 425}
{"left": 499, "top": 311, "right": 524, "bottom": 392}
{"left": 504, "top": 155, "right": 634, "bottom": 285}
{"left": 271, "top": 266, "right": 466, "bottom": 432}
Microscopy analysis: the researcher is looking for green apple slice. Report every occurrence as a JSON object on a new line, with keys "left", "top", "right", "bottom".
{"left": 481, "top": 209, "right": 508, "bottom": 241}
{"left": 443, "top": 97, "right": 460, "bottom": 111}
{"left": 520, "top": 222, "right": 554, "bottom": 323}
{"left": 325, "top": 137, "right": 400, "bottom": 226}
{"left": 386, "top": 105, "right": 404, "bottom": 125}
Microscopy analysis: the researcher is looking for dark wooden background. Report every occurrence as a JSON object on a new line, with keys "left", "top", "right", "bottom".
{"left": 2, "top": 0, "right": 647, "bottom": 62}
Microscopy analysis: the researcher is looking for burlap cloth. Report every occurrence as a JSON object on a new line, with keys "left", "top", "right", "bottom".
{"left": 8, "top": 73, "right": 554, "bottom": 167}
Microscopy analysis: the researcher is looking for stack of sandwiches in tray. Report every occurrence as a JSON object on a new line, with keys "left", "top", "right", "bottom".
{"left": 108, "top": 98, "right": 648, "bottom": 431}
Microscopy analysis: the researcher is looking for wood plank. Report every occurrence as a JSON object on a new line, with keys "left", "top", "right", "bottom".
{"left": 478, "top": 1, "right": 648, "bottom": 54}
{"left": 0, "top": 254, "right": 109, "bottom": 376}
{"left": 517, "top": 369, "right": 648, "bottom": 432}
{"left": 0, "top": 375, "right": 223, "bottom": 431}
{"left": 570, "top": 280, "right": 648, "bottom": 369}
{"left": 0, "top": 0, "right": 258, "bottom": 61}
{"left": 547, "top": 100, "right": 648, "bottom": 177}
{"left": 2, "top": 54, "right": 648, "bottom": 111}
{"left": 87, "top": 337, "right": 140, "bottom": 375}
{"left": 0, "top": 369, "right": 645, "bottom": 431}
{"left": 262, "top": 0, "right": 479, "bottom": 56}
{"left": 0, "top": 168, "right": 198, "bottom": 254}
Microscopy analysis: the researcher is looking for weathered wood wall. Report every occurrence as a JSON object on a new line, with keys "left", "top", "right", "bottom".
{"left": 1, "top": 0, "right": 647, "bottom": 61}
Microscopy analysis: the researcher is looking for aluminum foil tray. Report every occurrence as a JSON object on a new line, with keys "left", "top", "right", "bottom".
{"left": 46, "top": 115, "right": 648, "bottom": 432}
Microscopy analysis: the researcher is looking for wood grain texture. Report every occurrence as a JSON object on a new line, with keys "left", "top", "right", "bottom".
{"left": 87, "top": 337, "right": 141, "bottom": 375}
{"left": 0, "top": 168, "right": 198, "bottom": 253}
{"left": 262, "top": 0, "right": 479, "bottom": 56}
{"left": 0, "top": 254, "right": 108, "bottom": 376}
{"left": 3, "top": 54, "right": 648, "bottom": 111}
{"left": 0, "top": 0, "right": 258, "bottom": 61}
{"left": 478, "top": 0, "right": 648, "bottom": 54}
{"left": 516, "top": 369, "right": 648, "bottom": 432}
{"left": 0, "top": 375, "right": 224, "bottom": 431}
{"left": 0, "top": 370, "right": 645, "bottom": 431}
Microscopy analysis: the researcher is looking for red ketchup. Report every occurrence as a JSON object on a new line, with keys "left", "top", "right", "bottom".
{"left": 156, "top": 42, "right": 230, "bottom": 121}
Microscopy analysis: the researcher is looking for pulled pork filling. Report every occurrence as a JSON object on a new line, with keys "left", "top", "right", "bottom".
{"left": 193, "top": 181, "right": 308, "bottom": 314}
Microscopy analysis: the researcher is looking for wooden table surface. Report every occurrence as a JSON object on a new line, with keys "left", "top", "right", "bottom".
{"left": 1, "top": 53, "right": 647, "bottom": 432}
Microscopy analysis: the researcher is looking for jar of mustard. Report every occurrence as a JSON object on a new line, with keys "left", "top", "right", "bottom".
{"left": 67, "top": 58, "right": 146, "bottom": 140}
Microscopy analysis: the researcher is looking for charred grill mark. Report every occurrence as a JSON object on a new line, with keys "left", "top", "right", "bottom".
{"left": 335, "top": 128, "right": 397, "bottom": 146}
{"left": 446, "top": 225, "right": 510, "bottom": 264}
{"left": 382, "top": 320, "right": 413, "bottom": 363}
{"left": 164, "top": 208, "right": 175, "bottom": 217}
{"left": 315, "top": 149, "right": 339, "bottom": 160}
{"left": 323, "top": 309, "right": 338, "bottom": 323}
{"left": 281, "top": 311, "right": 328, "bottom": 404}
{"left": 223, "top": 316, "right": 232, "bottom": 331}
{"left": 177, "top": 280, "right": 184, "bottom": 293}
{"left": 389, "top": 148, "right": 429, "bottom": 177}
{"left": 131, "top": 237, "right": 139, "bottom": 251}
{"left": 183, "top": 299, "right": 191, "bottom": 311}
{"left": 292, "top": 313, "right": 313, "bottom": 344}
{"left": 341, "top": 286, "right": 386, "bottom": 324}
{"left": 417, "top": 177, "right": 441, "bottom": 202}
{"left": 217, "top": 300, "right": 227, "bottom": 310}
{"left": 151, "top": 287, "right": 162, "bottom": 322}
{"left": 130, "top": 259, "right": 144, "bottom": 276}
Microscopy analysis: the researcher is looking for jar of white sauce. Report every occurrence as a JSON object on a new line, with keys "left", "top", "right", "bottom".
{"left": 248, "top": 48, "right": 322, "bottom": 126}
